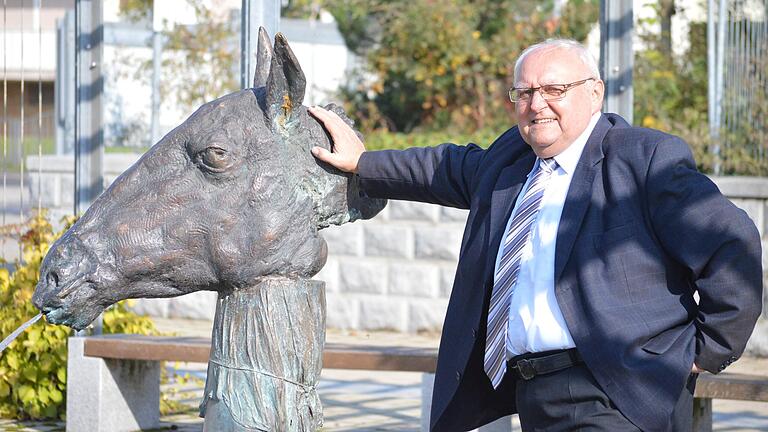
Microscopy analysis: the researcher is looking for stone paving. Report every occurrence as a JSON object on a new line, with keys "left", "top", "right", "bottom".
{"left": 1, "top": 318, "right": 768, "bottom": 431}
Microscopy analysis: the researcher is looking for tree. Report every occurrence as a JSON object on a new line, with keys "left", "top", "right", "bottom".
{"left": 117, "top": 0, "right": 239, "bottom": 114}
{"left": 299, "top": 0, "right": 601, "bottom": 133}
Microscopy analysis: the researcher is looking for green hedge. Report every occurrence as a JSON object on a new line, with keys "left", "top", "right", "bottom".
{"left": 365, "top": 128, "right": 505, "bottom": 151}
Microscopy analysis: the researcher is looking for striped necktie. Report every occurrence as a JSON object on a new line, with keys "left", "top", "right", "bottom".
{"left": 484, "top": 157, "right": 559, "bottom": 388}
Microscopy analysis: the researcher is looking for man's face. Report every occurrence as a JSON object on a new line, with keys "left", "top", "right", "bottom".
{"left": 514, "top": 47, "right": 604, "bottom": 158}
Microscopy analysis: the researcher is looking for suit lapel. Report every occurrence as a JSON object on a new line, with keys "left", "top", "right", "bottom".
{"left": 553, "top": 115, "right": 612, "bottom": 282}
{"left": 485, "top": 152, "right": 537, "bottom": 280}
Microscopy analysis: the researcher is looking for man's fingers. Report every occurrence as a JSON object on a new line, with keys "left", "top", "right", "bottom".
{"left": 308, "top": 105, "right": 364, "bottom": 173}
{"left": 309, "top": 106, "right": 354, "bottom": 144}
{"left": 311, "top": 146, "right": 334, "bottom": 163}
{"left": 311, "top": 145, "right": 359, "bottom": 172}
{"left": 308, "top": 106, "right": 341, "bottom": 133}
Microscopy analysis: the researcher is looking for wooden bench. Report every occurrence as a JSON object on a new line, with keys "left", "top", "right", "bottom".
{"left": 81, "top": 334, "right": 439, "bottom": 372}
{"left": 69, "top": 334, "right": 768, "bottom": 432}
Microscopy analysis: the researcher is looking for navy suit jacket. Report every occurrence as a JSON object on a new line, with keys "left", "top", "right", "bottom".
{"left": 356, "top": 114, "right": 763, "bottom": 431}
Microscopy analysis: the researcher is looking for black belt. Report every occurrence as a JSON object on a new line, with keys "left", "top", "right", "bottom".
{"left": 508, "top": 348, "right": 582, "bottom": 381}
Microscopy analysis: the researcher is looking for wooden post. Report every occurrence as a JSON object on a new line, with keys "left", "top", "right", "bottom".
{"left": 692, "top": 397, "right": 713, "bottom": 432}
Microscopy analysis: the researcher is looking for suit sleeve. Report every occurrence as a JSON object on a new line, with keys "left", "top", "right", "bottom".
{"left": 356, "top": 143, "right": 486, "bottom": 209}
{"left": 646, "top": 137, "right": 763, "bottom": 373}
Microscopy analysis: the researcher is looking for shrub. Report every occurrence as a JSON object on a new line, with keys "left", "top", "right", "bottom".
{"left": 365, "top": 128, "right": 505, "bottom": 151}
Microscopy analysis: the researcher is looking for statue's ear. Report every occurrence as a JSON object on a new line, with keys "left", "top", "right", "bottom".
{"left": 253, "top": 27, "right": 273, "bottom": 88}
{"left": 265, "top": 32, "right": 306, "bottom": 128}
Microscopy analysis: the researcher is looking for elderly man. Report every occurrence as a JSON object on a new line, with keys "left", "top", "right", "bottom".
{"left": 309, "top": 39, "right": 762, "bottom": 431}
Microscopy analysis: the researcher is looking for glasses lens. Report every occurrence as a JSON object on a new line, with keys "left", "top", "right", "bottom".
{"left": 540, "top": 85, "right": 567, "bottom": 100}
{"left": 510, "top": 88, "right": 531, "bottom": 102}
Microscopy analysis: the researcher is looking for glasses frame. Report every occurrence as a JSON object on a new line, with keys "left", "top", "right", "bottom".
{"left": 508, "top": 78, "right": 596, "bottom": 103}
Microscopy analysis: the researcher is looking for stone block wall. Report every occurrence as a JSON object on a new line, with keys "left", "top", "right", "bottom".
{"left": 316, "top": 201, "right": 464, "bottom": 332}
{"left": 22, "top": 156, "right": 768, "bottom": 353}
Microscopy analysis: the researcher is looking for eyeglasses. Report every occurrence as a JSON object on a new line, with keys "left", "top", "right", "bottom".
{"left": 508, "top": 78, "right": 595, "bottom": 103}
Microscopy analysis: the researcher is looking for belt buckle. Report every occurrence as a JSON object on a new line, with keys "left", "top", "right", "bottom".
{"left": 515, "top": 358, "right": 536, "bottom": 380}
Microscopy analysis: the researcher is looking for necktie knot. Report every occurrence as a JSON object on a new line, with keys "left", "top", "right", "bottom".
{"left": 540, "top": 158, "right": 558, "bottom": 174}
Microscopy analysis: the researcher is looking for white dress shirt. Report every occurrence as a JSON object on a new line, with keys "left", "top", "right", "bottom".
{"left": 494, "top": 112, "right": 601, "bottom": 357}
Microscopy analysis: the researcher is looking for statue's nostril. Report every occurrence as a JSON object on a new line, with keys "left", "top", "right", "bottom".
{"left": 47, "top": 271, "right": 59, "bottom": 288}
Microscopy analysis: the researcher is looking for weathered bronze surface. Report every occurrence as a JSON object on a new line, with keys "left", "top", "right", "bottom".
{"left": 202, "top": 278, "right": 325, "bottom": 430}
{"left": 32, "top": 29, "right": 385, "bottom": 431}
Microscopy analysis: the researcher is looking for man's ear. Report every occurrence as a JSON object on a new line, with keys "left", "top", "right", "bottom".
{"left": 591, "top": 79, "right": 606, "bottom": 113}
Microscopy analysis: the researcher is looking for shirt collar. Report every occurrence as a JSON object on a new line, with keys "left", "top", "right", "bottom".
{"left": 551, "top": 112, "right": 602, "bottom": 175}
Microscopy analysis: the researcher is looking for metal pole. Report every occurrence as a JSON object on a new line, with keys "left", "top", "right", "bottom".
{"left": 74, "top": 0, "right": 104, "bottom": 215}
{"left": 713, "top": 0, "right": 728, "bottom": 175}
{"left": 150, "top": 31, "right": 161, "bottom": 144}
{"left": 150, "top": 3, "right": 163, "bottom": 145}
{"left": 241, "top": 0, "right": 280, "bottom": 89}
{"left": 56, "top": 18, "right": 64, "bottom": 155}
{"left": 3, "top": 0, "right": 7, "bottom": 243}
{"left": 707, "top": 0, "right": 717, "bottom": 152}
{"left": 599, "top": 0, "right": 634, "bottom": 124}
{"left": 64, "top": 11, "right": 75, "bottom": 155}
{"left": 36, "top": 0, "right": 42, "bottom": 215}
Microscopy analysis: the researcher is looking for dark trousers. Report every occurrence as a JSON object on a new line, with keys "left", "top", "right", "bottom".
{"left": 497, "top": 360, "right": 696, "bottom": 431}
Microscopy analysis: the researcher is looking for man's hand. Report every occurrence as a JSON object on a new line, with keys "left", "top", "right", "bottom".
{"left": 691, "top": 363, "right": 704, "bottom": 374}
{"left": 308, "top": 106, "right": 366, "bottom": 173}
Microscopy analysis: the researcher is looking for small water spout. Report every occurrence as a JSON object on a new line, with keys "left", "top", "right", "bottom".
{"left": 0, "top": 312, "right": 43, "bottom": 354}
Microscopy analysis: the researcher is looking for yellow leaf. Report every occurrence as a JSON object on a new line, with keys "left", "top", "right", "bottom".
{"left": 27, "top": 327, "right": 41, "bottom": 343}
{"left": 23, "top": 366, "right": 38, "bottom": 383}
{"left": 49, "top": 387, "right": 63, "bottom": 403}
{"left": 0, "top": 268, "right": 9, "bottom": 289}
{"left": 642, "top": 115, "right": 658, "bottom": 128}
{"left": 18, "top": 385, "right": 36, "bottom": 403}
{"left": 38, "top": 387, "right": 50, "bottom": 404}
{"left": 40, "top": 353, "right": 54, "bottom": 372}
{"left": 0, "top": 381, "right": 9, "bottom": 397}
{"left": 56, "top": 367, "right": 66, "bottom": 383}
{"left": 7, "top": 352, "right": 19, "bottom": 370}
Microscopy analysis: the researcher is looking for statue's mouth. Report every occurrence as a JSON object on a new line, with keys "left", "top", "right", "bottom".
{"left": 42, "top": 307, "right": 68, "bottom": 326}
{"left": 33, "top": 273, "right": 101, "bottom": 330}
{"left": 39, "top": 303, "right": 99, "bottom": 330}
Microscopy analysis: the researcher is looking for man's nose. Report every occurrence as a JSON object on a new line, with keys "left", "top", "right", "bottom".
{"left": 529, "top": 90, "right": 549, "bottom": 111}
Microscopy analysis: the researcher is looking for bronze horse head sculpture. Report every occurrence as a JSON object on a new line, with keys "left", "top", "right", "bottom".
{"left": 32, "top": 31, "right": 384, "bottom": 330}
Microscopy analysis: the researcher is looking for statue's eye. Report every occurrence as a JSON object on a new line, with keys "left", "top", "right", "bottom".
{"left": 197, "top": 146, "right": 231, "bottom": 172}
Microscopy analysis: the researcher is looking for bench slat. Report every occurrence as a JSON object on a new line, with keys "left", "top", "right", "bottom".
{"left": 323, "top": 343, "right": 437, "bottom": 372}
{"left": 82, "top": 335, "right": 768, "bottom": 402}
{"left": 84, "top": 335, "right": 211, "bottom": 363}
{"left": 695, "top": 373, "right": 768, "bottom": 401}
{"left": 82, "top": 335, "right": 438, "bottom": 372}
